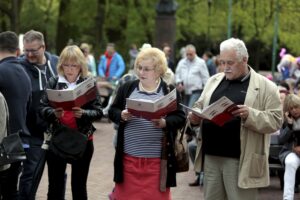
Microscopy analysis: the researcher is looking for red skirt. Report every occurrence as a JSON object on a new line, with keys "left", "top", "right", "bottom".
{"left": 110, "top": 154, "right": 171, "bottom": 200}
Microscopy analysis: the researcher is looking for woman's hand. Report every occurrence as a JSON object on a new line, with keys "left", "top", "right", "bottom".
{"left": 72, "top": 107, "right": 84, "bottom": 118}
{"left": 152, "top": 118, "right": 166, "bottom": 128}
{"left": 121, "top": 109, "right": 132, "bottom": 121}
{"left": 188, "top": 112, "right": 202, "bottom": 125}
{"left": 54, "top": 108, "right": 64, "bottom": 118}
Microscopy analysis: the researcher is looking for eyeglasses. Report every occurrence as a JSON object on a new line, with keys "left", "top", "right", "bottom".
{"left": 23, "top": 46, "right": 43, "bottom": 55}
{"left": 137, "top": 66, "right": 155, "bottom": 72}
{"left": 62, "top": 64, "right": 80, "bottom": 68}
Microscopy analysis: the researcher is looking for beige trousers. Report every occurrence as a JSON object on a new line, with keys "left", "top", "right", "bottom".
{"left": 204, "top": 155, "right": 258, "bottom": 200}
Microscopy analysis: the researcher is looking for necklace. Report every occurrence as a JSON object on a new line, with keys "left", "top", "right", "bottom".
{"left": 139, "top": 79, "right": 161, "bottom": 93}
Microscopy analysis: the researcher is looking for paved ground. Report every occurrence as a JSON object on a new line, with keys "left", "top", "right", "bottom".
{"left": 35, "top": 119, "right": 300, "bottom": 199}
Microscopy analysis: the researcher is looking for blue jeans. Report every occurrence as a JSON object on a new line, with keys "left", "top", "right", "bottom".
{"left": 19, "top": 138, "right": 44, "bottom": 200}
{"left": 184, "top": 90, "right": 203, "bottom": 108}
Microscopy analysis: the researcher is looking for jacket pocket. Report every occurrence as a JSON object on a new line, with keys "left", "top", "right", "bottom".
{"left": 249, "top": 153, "right": 266, "bottom": 178}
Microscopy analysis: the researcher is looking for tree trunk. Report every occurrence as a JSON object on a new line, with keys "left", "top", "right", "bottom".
{"left": 106, "top": 0, "right": 128, "bottom": 44}
{"left": 94, "top": 0, "right": 106, "bottom": 58}
{"left": 0, "top": 0, "right": 22, "bottom": 33}
{"left": 56, "top": 0, "right": 71, "bottom": 54}
{"left": 11, "top": 0, "right": 22, "bottom": 33}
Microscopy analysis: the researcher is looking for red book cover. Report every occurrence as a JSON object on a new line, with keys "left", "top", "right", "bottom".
{"left": 126, "top": 89, "right": 177, "bottom": 120}
{"left": 47, "top": 77, "right": 97, "bottom": 110}
{"left": 180, "top": 96, "right": 238, "bottom": 126}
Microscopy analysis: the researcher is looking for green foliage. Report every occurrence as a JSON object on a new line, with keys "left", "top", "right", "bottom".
{"left": 2, "top": 0, "right": 300, "bottom": 70}
{"left": 20, "top": 0, "right": 59, "bottom": 51}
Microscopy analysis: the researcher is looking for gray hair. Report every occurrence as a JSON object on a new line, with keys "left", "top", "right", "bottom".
{"left": 185, "top": 44, "right": 196, "bottom": 52}
{"left": 23, "top": 30, "right": 45, "bottom": 45}
{"left": 220, "top": 38, "right": 248, "bottom": 62}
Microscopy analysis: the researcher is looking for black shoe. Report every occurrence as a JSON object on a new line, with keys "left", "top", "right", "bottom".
{"left": 189, "top": 179, "right": 200, "bottom": 186}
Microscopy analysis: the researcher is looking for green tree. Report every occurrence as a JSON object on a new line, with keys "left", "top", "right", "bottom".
{"left": 1, "top": 0, "right": 300, "bottom": 71}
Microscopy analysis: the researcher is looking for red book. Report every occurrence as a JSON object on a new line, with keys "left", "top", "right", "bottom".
{"left": 46, "top": 77, "right": 97, "bottom": 110}
{"left": 126, "top": 89, "right": 177, "bottom": 120}
{"left": 181, "top": 96, "right": 238, "bottom": 126}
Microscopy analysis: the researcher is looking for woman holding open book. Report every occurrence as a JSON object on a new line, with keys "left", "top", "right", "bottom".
{"left": 108, "top": 47, "right": 185, "bottom": 200}
{"left": 39, "top": 45, "right": 102, "bottom": 200}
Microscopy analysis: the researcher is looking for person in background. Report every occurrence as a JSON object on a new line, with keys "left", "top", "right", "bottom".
{"left": 175, "top": 44, "right": 210, "bottom": 108}
{"left": 279, "top": 94, "right": 300, "bottom": 200}
{"left": 108, "top": 47, "right": 185, "bottom": 200}
{"left": 0, "top": 31, "right": 32, "bottom": 200}
{"left": 80, "top": 43, "right": 97, "bottom": 76}
{"left": 128, "top": 43, "right": 138, "bottom": 71}
{"left": 19, "top": 29, "right": 58, "bottom": 200}
{"left": 189, "top": 38, "right": 282, "bottom": 200}
{"left": 202, "top": 50, "right": 216, "bottom": 76}
{"left": 163, "top": 44, "right": 175, "bottom": 73}
{"left": 39, "top": 45, "right": 103, "bottom": 200}
{"left": 98, "top": 43, "right": 125, "bottom": 82}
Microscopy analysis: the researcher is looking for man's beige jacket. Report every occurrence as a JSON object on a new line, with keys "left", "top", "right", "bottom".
{"left": 193, "top": 67, "right": 283, "bottom": 189}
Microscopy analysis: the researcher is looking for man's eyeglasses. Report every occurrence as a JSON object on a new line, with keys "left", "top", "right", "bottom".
{"left": 23, "top": 46, "right": 43, "bottom": 55}
{"left": 62, "top": 64, "right": 80, "bottom": 68}
{"left": 137, "top": 66, "right": 155, "bottom": 72}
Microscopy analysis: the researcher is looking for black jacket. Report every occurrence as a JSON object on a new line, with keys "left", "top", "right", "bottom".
{"left": 0, "top": 56, "right": 32, "bottom": 143}
{"left": 19, "top": 52, "right": 58, "bottom": 141}
{"left": 108, "top": 79, "right": 185, "bottom": 188}
{"left": 39, "top": 76, "right": 103, "bottom": 135}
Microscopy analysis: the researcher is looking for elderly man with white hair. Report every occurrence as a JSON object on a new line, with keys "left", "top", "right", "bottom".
{"left": 189, "top": 38, "right": 283, "bottom": 200}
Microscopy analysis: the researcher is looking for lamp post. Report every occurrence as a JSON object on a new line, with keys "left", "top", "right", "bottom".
{"left": 207, "top": 0, "right": 212, "bottom": 41}
{"left": 155, "top": 0, "right": 178, "bottom": 62}
{"left": 227, "top": 0, "right": 232, "bottom": 38}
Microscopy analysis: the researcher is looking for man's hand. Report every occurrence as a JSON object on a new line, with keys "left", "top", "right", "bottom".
{"left": 176, "top": 83, "right": 184, "bottom": 93}
{"left": 232, "top": 105, "right": 249, "bottom": 120}
{"left": 188, "top": 112, "right": 202, "bottom": 125}
{"left": 294, "top": 146, "right": 300, "bottom": 156}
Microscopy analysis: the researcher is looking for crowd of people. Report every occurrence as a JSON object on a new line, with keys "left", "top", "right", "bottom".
{"left": 1, "top": 28, "right": 300, "bottom": 200}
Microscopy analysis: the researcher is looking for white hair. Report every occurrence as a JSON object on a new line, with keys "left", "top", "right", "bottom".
{"left": 185, "top": 44, "right": 196, "bottom": 52}
{"left": 220, "top": 38, "right": 249, "bottom": 62}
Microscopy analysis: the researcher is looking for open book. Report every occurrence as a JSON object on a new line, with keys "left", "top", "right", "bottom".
{"left": 126, "top": 89, "right": 177, "bottom": 120}
{"left": 46, "top": 77, "right": 97, "bottom": 110}
{"left": 181, "top": 96, "right": 238, "bottom": 126}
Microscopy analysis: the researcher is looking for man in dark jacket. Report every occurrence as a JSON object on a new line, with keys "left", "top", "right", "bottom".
{"left": 0, "top": 31, "right": 32, "bottom": 200}
{"left": 18, "top": 30, "right": 58, "bottom": 200}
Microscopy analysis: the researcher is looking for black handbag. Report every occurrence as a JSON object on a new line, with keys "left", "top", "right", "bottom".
{"left": 0, "top": 131, "right": 26, "bottom": 166}
{"left": 49, "top": 124, "right": 88, "bottom": 163}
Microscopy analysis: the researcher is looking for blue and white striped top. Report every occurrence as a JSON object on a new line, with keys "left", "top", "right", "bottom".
{"left": 124, "top": 87, "right": 164, "bottom": 158}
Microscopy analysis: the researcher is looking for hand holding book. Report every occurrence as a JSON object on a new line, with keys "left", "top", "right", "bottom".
{"left": 187, "top": 111, "right": 203, "bottom": 125}
{"left": 121, "top": 109, "right": 132, "bottom": 121}
{"left": 181, "top": 96, "right": 239, "bottom": 126}
{"left": 231, "top": 105, "right": 249, "bottom": 121}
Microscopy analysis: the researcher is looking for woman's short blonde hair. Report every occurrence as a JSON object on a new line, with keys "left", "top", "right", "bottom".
{"left": 134, "top": 47, "right": 168, "bottom": 77}
{"left": 284, "top": 94, "right": 300, "bottom": 112}
{"left": 57, "top": 45, "right": 89, "bottom": 78}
